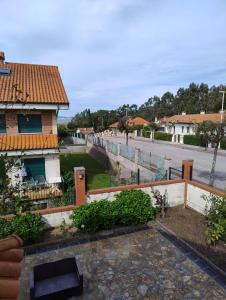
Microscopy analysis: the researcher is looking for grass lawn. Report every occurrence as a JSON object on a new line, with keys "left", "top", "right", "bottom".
{"left": 60, "top": 153, "right": 110, "bottom": 190}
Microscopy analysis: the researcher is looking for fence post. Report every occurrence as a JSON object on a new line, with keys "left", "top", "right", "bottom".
{"left": 117, "top": 143, "right": 121, "bottom": 157}
{"left": 164, "top": 158, "right": 172, "bottom": 180}
{"left": 74, "top": 167, "right": 86, "bottom": 206}
{"left": 134, "top": 148, "right": 140, "bottom": 172}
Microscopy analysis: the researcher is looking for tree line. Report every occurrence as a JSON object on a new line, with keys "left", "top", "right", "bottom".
{"left": 67, "top": 82, "right": 226, "bottom": 131}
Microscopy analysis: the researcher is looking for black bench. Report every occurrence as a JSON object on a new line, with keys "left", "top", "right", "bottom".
{"left": 30, "top": 257, "right": 83, "bottom": 300}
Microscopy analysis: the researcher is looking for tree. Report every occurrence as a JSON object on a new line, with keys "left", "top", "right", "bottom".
{"left": 57, "top": 124, "right": 69, "bottom": 141}
{"left": 117, "top": 116, "right": 131, "bottom": 145}
{"left": 0, "top": 155, "right": 30, "bottom": 215}
{"left": 196, "top": 119, "right": 226, "bottom": 186}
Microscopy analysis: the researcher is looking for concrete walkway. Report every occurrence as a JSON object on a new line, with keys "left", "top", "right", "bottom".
{"left": 19, "top": 227, "right": 226, "bottom": 299}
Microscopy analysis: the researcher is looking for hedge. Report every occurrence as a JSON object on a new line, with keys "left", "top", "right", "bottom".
{"left": 70, "top": 190, "right": 156, "bottom": 233}
{"left": 183, "top": 135, "right": 206, "bottom": 147}
{"left": 154, "top": 132, "right": 172, "bottom": 141}
{"left": 221, "top": 138, "right": 226, "bottom": 150}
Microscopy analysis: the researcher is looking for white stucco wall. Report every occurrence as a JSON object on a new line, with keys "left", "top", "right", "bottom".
{"left": 45, "top": 155, "right": 61, "bottom": 183}
{"left": 42, "top": 210, "right": 73, "bottom": 228}
{"left": 187, "top": 183, "right": 211, "bottom": 214}
{"left": 87, "top": 182, "right": 185, "bottom": 207}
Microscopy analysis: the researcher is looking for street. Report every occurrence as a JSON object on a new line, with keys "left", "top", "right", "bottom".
{"left": 103, "top": 136, "right": 226, "bottom": 190}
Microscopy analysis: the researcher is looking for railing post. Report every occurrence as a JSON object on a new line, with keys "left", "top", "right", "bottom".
{"left": 74, "top": 167, "right": 86, "bottom": 206}
{"left": 117, "top": 143, "right": 121, "bottom": 157}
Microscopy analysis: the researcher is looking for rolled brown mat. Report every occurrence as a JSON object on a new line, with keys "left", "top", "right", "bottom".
{"left": 0, "top": 235, "right": 23, "bottom": 252}
{"left": 0, "top": 249, "right": 24, "bottom": 262}
{"left": 0, "top": 278, "right": 20, "bottom": 298}
{"left": 0, "top": 261, "right": 22, "bottom": 278}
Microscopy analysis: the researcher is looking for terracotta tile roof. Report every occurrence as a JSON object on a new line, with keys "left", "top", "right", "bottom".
{"left": 0, "top": 61, "right": 68, "bottom": 105}
{"left": 109, "top": 117, "right": 150, "bottom": 128}
{"left": 109, "top": 122, "right": 118, "bottom": 128}
{"left": 128, "top": 117, "right": 150, "bottom": 126}
{"left": 160, "top": 113, "right": 225, "bottom": 124}
{"left": 0, "top": 134, "right": 58, "bottom": 151}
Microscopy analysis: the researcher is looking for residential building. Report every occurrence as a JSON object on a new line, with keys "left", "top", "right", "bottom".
{"left": 0, "top": 51, "right": 69, "bottom": 185}
{"left": 108, "top": 116, "right": 150, "bottom": 135}
{"left": 158, "top": 112, "right": 224, "bottom": 143}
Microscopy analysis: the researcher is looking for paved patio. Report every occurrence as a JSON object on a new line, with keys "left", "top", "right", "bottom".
{"left": 19, "top": 227, "right": 226, "bottom": 299}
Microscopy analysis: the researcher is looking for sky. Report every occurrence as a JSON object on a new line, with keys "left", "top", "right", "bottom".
{"left": 1, "top": 0, "right": 226, "bottom": 117}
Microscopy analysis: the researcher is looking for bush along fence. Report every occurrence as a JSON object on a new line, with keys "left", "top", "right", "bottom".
{"left": 1, "top": 160, "right": 225, "bottom": 246}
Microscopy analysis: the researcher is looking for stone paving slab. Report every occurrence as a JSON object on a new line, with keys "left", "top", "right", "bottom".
{"left": 19, "top": 228, "right": 226, "bottom": 300}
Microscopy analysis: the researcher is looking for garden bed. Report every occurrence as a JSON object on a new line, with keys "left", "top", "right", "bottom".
{"left": 158, "top": 205, "right": 226, "bottom": 272}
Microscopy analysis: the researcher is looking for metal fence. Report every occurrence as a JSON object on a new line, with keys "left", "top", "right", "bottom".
{"left": 119, "top": 144, "right": 136, "bottom": 161}
{"left": 106, "top": 141, "right": 118, "bottom": 155}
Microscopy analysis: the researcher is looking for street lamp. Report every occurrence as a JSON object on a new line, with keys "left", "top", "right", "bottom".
{"left": 219, "top": 90, "right": 225, "bottom": 123}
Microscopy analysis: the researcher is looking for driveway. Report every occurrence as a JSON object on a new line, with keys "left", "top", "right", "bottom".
{"left": 104, "top": 136, "right": 226, "bottom": 190}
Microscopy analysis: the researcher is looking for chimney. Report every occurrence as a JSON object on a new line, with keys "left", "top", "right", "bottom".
{"left": 200, "top": 111, "right": 205, "bottom": 115}
{"left": 0, "top": 52, "right": 5, "bottom": 63}
{"left": 181, "top": 112, "right": 186, "bottom": 115}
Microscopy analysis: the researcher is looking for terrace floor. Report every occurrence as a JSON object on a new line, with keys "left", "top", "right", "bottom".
{"left": 19, "top": 226, "right": 226, "bottom": 300}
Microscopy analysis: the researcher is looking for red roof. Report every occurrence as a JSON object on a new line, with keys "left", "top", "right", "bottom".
{"left": 0, "top": 58, "right": 68, "bottom": 105}
{"left": 0, "top": 134, "right": 58, "bottom": 151}
{"left": 160, "top": 113, "right": 225, "bottom": 124}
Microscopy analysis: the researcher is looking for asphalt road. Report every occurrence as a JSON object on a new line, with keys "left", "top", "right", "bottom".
{"left": 103, "top": 136, "right": 226, "bottom": 190}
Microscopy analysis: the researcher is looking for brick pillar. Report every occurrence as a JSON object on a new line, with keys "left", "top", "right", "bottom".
{"left": 74, "top": 167, "right": 86, "bottom": 206}
{"left": 182, "top": 160, "right": 193, "bottom": 208}
{"left": 182, "top": 160, "right": 193, "bottom": 181}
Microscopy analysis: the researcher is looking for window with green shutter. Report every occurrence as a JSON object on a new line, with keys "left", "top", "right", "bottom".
{"left": 0, "top": 115, "right": 6, "bottom": 133}
{"left": 23, "top": 158, "right": 45, "bottom": 179}
{"left": 18, "top": 114, "right": 42, "bottom": 133}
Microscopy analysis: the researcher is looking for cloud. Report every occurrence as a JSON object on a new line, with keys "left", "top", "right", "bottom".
{"left": 1, "top": 0, "right": 226, "bottom": 116}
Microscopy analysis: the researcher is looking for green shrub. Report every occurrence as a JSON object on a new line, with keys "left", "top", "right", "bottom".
{"left": 221, "top": 138, "right": 226, "bottom": 150}
{"left": 154, "top": 132, "right": 172, "bottom": 141}
{"left": 70, "top": 190, "right": 156, "bottom": 233}
{"left": 114, "top": 190, "right": 156, "bottom": 225}
{"left": 204, "top": 194, "right": 226, "bottom": 245}
{"left": 184, "top": 135, "right": 206, "bottom": 147}
{"left": 0, "top": 213, "right": 44, "bottom": 243}
{"left": 70, "top": 199, "right": 117, "bottom": 233}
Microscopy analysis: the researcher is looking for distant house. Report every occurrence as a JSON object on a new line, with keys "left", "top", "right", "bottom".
{"left": 108, "top": 116, "right": 150, "bottom": 135}
{"left": 0, "top": 51, "right": 69, "bottom": 185}
{"left": 158, "top": 112, "right": 224, "bottom": 144}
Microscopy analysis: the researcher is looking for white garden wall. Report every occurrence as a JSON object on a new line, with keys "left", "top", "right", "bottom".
{"left": 87, "top": 182, "right": 185, "bottom": 207}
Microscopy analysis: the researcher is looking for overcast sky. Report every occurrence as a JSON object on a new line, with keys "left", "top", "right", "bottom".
{"left": 1, "top": 0, "right": 226, "bottom": 117}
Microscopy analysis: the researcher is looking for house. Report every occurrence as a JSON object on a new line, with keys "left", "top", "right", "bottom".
{"left": 108, "top": 116, "right": 150, "bottom": 136}
{"left": 158, "top": 112, "right": 224, "bottom": 143}
{"left": 0, "top": 51, "right": 69, "bottom": 186}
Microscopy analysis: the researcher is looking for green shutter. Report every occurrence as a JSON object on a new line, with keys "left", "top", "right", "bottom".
{"left": 23, "top": 158, "right": 45, "bottom": 178}
{"left": 0, "top": 115, "right": 6, "bottom": 133}
{"left": 18, "top": 115, "right": 42, "bottom": 133}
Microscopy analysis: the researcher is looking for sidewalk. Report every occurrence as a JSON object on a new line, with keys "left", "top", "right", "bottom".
{"left": 133, "top": 136, "right": 226, "bottom": 157}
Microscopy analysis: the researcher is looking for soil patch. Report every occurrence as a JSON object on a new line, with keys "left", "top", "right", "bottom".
{"left": 158, "top": 205, "right": 226, "bottom": 272}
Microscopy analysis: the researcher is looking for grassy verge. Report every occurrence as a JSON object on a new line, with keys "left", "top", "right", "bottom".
{"left": 60, "top": 153, "right": 110, "bottom": 190}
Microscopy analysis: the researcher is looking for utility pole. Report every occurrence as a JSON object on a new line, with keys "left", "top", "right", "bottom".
{"left": 220, "top": 91, "right": 225, "bottom": 123}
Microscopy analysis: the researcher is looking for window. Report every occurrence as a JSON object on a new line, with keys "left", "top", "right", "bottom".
{"left": 18, "top": 114, "right": 42, "bottom": 133}
{"left": 182, "top": 126, "right": 184, "bottom": 133}
{"left": 0, "top": 115, "right": 6, "bottom": 133}
{"left": 187, "top": 126, "right": 190, "bottom": 134}
{"left": 173, "top": 126, "right": 175, "bottom": 133}
{"left": 23, "top": 158, "right": 45, "bottom": 179}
